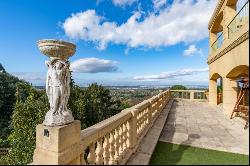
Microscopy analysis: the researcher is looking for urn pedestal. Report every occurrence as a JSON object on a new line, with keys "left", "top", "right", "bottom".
{"left": 32, "top": 120, "right": 82, "bottom": 165}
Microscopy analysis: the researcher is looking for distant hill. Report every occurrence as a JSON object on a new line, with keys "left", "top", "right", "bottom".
{"left": 0, "top": 63, "right": 6, "bottom": 73}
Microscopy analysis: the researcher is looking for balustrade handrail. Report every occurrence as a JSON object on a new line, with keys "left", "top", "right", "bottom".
{"left": 79, "top": 90, "right": 171, "bottom": 165}
{"left": 170, "top": 89, "right": 206, "bottom": 92}
{"left": 210, "top": 32, "right": 224, "bottom": 54}
{"left": 170, "top": 89, "right": 208, "bottom": 101}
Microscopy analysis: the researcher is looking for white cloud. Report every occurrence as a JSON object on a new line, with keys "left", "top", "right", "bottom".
{"left": 183, "top": 44, "right": 203, "bottom": 56}
{"left": 70, "top": 58, "right": 119, "bottom": 73}
{"left": 63, "top": 0, "right": 216, "bottom": 50}
{"left": 153, "top": 0, "right": 167, "bottom": 11}
{"left": 112, "top": 0, "right": 137, "bottom": 6}
{"left": 11, "top": 72, "right": 46, "bottom": 85}
{"left": 133, "top": 67, "right": 208, "bottom": 81}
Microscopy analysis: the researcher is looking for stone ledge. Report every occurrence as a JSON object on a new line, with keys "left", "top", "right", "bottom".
{"left": 126, "top": 99, "right": 174, "bottom": 165}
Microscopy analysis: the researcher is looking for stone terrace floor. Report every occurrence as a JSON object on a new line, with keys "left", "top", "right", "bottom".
{"left": 160, "top": 99, "right": 249, "bottom": 155}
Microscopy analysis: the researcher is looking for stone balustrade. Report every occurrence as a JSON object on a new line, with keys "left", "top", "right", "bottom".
{"left": 79, "top": 90, "right": 170, "bottom": 165}
{"left": 0, "top": 148, "right": 9, "bottom": 155}
{"left": 170, "top": 90, "right": 207, "bottom": 101}
{"left": 31, "top": 90, "right": 170, "bottom": 165}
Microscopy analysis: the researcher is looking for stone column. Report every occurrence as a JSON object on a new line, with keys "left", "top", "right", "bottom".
{"left": 190, "top": 91, "right": 194, "bottom": 100}
{"left": 222, "top": 77, "right": 237, "bottom": 116}
{"left": 32, "top": 39, "right": 82, "bottom": 165}
{"left": 209, "top": 79, "right": 217, "bottom": 106}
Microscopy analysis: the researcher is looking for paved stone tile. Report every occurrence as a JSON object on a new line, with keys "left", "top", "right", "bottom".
{"left": 160, "top": 100, "right": 249, "bottom": 155}
{"left": 138, "top": 133, "right": 159, "bottom": 153}
{"left": 126, "top": 153, "right": 151, "bottom": 165}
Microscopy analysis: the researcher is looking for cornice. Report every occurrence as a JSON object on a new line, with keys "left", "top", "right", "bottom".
{"left": 208, "top": 0, "right": 225, "bottom": 30}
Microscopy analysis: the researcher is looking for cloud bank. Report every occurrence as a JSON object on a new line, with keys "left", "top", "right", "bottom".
{"left": 63, "top": 0, "right": 216, "bottom": 50}
{"left": 134, "top": 67, "right": 209, "bottom": 81}
{"left": 70, "top": 58, "right": 119, "bottom": 73}
{"left": 112, "top": 0, "right": 137, "bottom": 7}
{"left": 183, "top": 44, "right": 203, "bottom": 56}
{"left": 153, "top": 0, "right": 167, "bottom": 11}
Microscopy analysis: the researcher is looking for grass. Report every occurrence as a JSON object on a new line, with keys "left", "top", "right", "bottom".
{"left": 150, "top": 141, "right": 249, "bottom": 165}
{"left": 0, "top": 155, "right": 6, "bottom": 165}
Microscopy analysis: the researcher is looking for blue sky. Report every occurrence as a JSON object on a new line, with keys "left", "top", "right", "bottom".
{"left": 0, "top": 0, "right": 217, "bottom": 86}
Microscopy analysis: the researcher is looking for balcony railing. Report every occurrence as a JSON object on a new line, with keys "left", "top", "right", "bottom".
{"left": 170, "top": 90, "right": 207, "bottom": 101}
{"left": 210, "top": 32, "right": 224, "bottom": 54}
{"left": 80, "top": 90, "right": 171, "bottom": 164}
{"left": 228, "top": 1, "right": 249, "bottom": 39}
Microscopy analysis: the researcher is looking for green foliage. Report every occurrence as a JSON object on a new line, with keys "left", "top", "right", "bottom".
{"left": 3, "top": 70, "right": 123, "bottom": 164}
{"left": 83, "top": 83, "right": 121, "bottom": 126}
{"left": 68, "top": 83, "right": 87, "bottom": 128}
{"left": 0, "top": 71, "right": 27, "bottom": 147}
{"left": 69, "top": 83, "right": 122, "bottom": 128}
{"left": 170, "top": 85, "right": 187, "bottom": 90}
{"left": 217, "top": 86, "right": 223, "bottom": 94}
{"left": 120, "top": 102, "right": 132, "bottom": 110}
{"left": 5, "top": 83, "right": 49, "bottom": 165}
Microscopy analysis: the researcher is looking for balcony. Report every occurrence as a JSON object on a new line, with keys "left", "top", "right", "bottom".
{"left": 228, "top": 1, "right": 249, "bottom": 39}
{"left": 31, "top": 89, "right": 249, "bottom": 165}
{"left": 209, "top": 1, "right": 249, "bottom": 57}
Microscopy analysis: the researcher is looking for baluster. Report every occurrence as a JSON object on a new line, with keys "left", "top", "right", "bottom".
{"left": 139, "top": 112, "right": 143, "bottom": 132}
{"left": 114, "top": 128, "right": 120, "bottom": 162}
{"left": 143, "top": 110, "right": 146, "bottom": 127}
{"left": 140, "top": 112, "right": 142, "bottom": 130}
{"left": 146, "top": 108, "right": 148, "bottom": 125}
{"left": 109, "top": 130, "right": 115, "bottom": 165}
{"left": 137, "top": 114, "right": 140, "bottom": 134}
{"left": 121, "top": 123, "right": 126, "bottom": 154}
{"left": 118, "top": 125, "right": 123, "bottom": 159}
{"left": 141, "top": 110, "right": 144, "bottom": 129}
{"left": 103, "top": 134, "right": 110, "bottom": 165}
{"left": 87, "top": 143, "right": 96, "bottom": 165}
{"left": 123, "top": 122, "right": 128, "bottom": 151}
{"left": 80, "top": 145, "right": 87, "bottom": 165}
{"left": 147, "top": 105, "right": 151, "bottom": 124}
{"left": 96, "top": 138, "right": 104, "bottom": 164}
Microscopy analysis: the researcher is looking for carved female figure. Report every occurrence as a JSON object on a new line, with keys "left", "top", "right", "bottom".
{"left": 44, "top": 58, "right": 73, "bottom": 125}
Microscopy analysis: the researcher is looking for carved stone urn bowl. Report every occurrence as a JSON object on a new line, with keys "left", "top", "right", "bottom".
{"left": 37, "top": 39, "right": 76, "bottom": 61}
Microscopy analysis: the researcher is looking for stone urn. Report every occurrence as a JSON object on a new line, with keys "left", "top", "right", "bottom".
{"left": 37, "top": 39, "right": 76, "bottom": 126}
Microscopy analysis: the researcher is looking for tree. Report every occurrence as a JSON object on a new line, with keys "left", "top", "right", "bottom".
{"left": 170, "top": 85, "right": 187, "bottom": 90}
{"left": 68, "top": 83, "right": 87, "bottom": 128}
{"left": 5, "top": 83, "right": 49, "bottom": 165}
{"left": 69, "top": 83, "right": 122, "bottom": 128}
{"left": 0, "top": 71, "right": 27, "bottom": 147}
